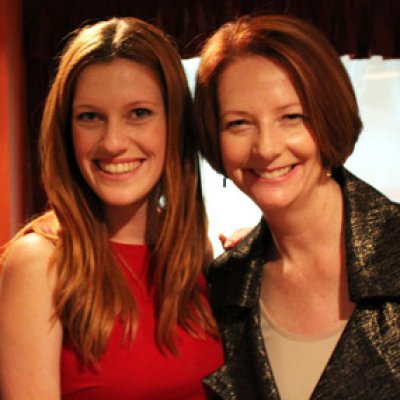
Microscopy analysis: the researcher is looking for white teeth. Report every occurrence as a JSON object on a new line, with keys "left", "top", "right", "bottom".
{"left": 98, "top": 161, "right": 141, "bottom": 174}
{"left": 254, "top": 165, "right": 292, "bottom": 179}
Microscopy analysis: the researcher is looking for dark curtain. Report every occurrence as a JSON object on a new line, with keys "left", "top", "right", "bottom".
{"left": 22, "top": 0, "right": 400, "bottom": 217}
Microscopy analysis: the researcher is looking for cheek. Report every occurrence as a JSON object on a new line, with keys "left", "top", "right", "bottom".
{"left": 72, "top": 129, "right": 96, "bottom": 175}
{"left": 73, "top": 124, "right": 102, "bottom": 156}
{"left": 151, "top": 128, "right": 167, "bottom": 169}
{"left": 287, "top": 129, "right": 319, "bottom": 159}
{"left": 220, "top": 135, "right": 247, "bottom": 173}
{"left": 72, "top": 127, "right": 88, "bottom": 157}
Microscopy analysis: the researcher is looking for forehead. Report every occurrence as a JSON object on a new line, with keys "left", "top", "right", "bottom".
{"left": 217, "top": 55, "right": 300, "bottom": 109}
{"left": 220, "top": 55, "right": 288, "bottom": 82}
{"left": 73, "top": 58, "right": 163, "bottom": 102}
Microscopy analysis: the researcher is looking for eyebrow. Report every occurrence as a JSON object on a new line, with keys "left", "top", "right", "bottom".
{"left": 72, "top": 99, "right": 161, "bottom": 109}
{"left": 219, "top": 110, "right": 250, "bottom": 118}
{"left": 275, "top": 102, "right": 303, "bottom": 111}
{"left": 220, "top": 102, "right": 303, "bottom": 118}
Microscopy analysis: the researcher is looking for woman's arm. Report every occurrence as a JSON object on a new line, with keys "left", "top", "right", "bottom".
{"left": 0, "top": 233, "right": 63, "bottom": 400}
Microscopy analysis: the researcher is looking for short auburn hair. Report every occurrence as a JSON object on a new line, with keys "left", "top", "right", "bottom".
{"left": 194, "top": 14, "right": 363, "bottom": 174}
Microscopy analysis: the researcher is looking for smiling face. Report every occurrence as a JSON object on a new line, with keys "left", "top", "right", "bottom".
{"left": 218, "top": 55, "right": 325, "bottom": 214}
{"left": 72, "top": 58, "right": 166, "bottom": 213}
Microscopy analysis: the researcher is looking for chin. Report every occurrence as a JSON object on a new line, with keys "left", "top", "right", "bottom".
{"left": 260, "top": 202, "right": 290, "bottom": 212}
{"left": 251, "top": 190, "right": 289, "bottom": 206}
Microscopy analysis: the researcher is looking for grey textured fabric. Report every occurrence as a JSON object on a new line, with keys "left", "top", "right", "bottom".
{"left": 203, "top": 167, "right": 400, "bottom": 399}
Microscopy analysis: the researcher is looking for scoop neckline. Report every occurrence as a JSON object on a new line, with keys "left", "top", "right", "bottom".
{"left": 260, "top": 299, "right": 348, "bottom": 342}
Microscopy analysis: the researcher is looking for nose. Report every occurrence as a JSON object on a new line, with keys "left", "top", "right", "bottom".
{"left": 252, "top": 121, "right": 282, "bottom": 160}
{"left": 101, "top": 118, "right": 129, "bottom": 154}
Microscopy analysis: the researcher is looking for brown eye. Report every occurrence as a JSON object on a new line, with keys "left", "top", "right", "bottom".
{"left": 285, "top": 113, "right": 303, "bottom": 121}
{"left": 227, "top": 120, "right": 244, "bottom": 127}
{"left": 281, "top": 113, "right": 307, "bottom": 126}
{"left": 225, "top": 119, "right": 250, "bottom": 130}
{"left": 76, "top": 112, "right": 99, "bottom": 121}
{"left": 132, "top": 108, "right": 152, "bottom": 118}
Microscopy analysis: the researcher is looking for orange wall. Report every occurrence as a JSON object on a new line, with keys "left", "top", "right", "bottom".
{"left": 0, "top": 0, "right": 24, "bottom": 246}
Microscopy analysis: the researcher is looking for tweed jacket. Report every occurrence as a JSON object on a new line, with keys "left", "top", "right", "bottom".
{"left": 203, "top": 167, "right": 400, "bottom": 399}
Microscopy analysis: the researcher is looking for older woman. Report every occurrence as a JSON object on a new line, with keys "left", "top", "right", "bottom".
{"left": 195, "top": 14, "right": 400, "bottom": 400}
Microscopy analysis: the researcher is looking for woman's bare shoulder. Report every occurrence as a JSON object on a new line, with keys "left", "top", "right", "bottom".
{"left": 0, "top": 235, "right": 62, "bottom": 399}
{"left": 1, "top": 232, "right": 55, "bottom": 278}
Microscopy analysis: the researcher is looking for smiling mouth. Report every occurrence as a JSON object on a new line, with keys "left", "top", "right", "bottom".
{"left": 98, "top": 160, "right": 142, "bottom": 174}
{"left": 254, "top": 165, "right": 294, "bottom": 179}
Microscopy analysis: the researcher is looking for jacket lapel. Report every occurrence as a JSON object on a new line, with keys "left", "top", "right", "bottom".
{"left": 311, "top": 168, "right": 400, "bottom": 397}
{"left": 339, "top": 168, "right": 400, "bottom": 300}
{"left": 203, "top": 364, "right": 238, "bottom": 400}
{"left": 312, "top": 303, "right": 400, "bottom": 398}
{"left": 205, "top": 221, "right": 279, "bottom": 399}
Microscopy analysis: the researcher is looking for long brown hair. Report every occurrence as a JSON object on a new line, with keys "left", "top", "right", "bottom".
{"left": 194, "top": 14, "right": 363, "bottom": 173}
{"left": 6, "top": 17, "right": 215, "bottom": 364}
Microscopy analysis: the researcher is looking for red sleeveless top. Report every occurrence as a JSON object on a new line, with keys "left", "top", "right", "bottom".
{"left": 61, "top": 242, "right": 224, "bottom": 399}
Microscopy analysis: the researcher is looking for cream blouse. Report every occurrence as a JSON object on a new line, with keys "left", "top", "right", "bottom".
{"left": 260, "top": 301, "right": 347, "bottom": 400}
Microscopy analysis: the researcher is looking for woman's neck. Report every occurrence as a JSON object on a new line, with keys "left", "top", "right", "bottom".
{"left": 103, "top": 201, "right": 148, "bottom": 245}
{"left": 260, "top": 178, "right": 353, "bottom": 335}
{"left": 264, "top": 178, "right": 344, "bottom": 268}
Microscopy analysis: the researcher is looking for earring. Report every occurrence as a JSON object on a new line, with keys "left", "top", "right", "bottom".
{"left": 326, "top": 169, "right": 332, "bottom": 178}
{"left": 223, "top": 176, "right": 227, "bottom": 187}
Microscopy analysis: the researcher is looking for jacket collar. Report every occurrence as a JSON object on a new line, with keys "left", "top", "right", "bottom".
{"left": 210, "top": 166, "right": 400, "bottom": 309}
{"left": 338, "top": 167, "right": 400, "bottom": 300}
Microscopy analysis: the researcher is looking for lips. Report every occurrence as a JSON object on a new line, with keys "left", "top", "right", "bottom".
{"left": 253, "top": 165, "right": 294, "bottom": 179}
{"left": 98, "top": 160, "right": 142, "bottom": 174}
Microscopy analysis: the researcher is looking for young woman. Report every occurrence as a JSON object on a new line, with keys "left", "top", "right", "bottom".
{"left": 195, "top": 14, "right": 400, "bottom": 399}
{"left": 0, "top": 17, "right": 223, "bottom": 399}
